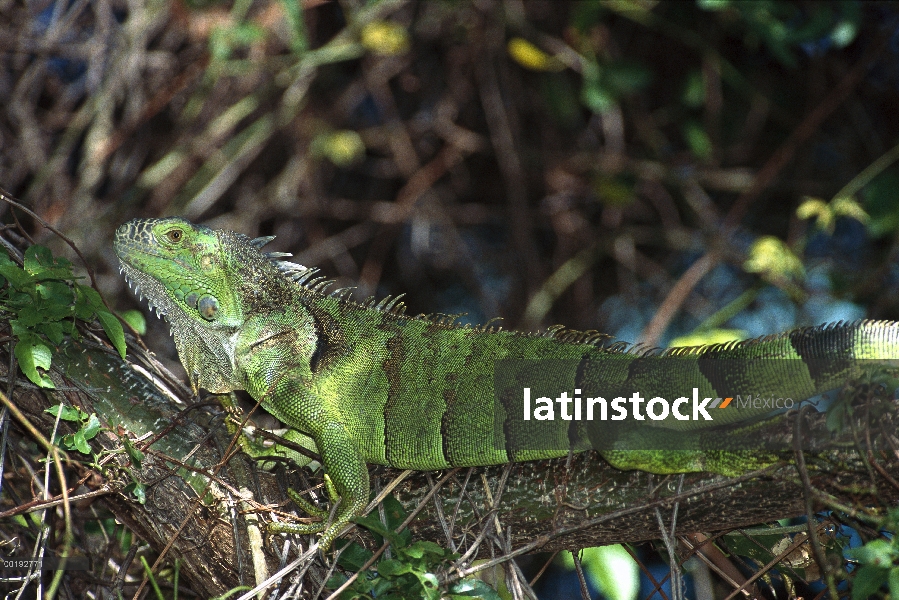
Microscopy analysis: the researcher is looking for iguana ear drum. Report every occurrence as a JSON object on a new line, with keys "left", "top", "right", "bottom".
{"left": 198, "top": 295, "right": 219, "bottom": 320}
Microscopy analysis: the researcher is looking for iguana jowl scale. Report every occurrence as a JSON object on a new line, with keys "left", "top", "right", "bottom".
{"left": 114, "top": 217, "right": 899, "bottom": 550}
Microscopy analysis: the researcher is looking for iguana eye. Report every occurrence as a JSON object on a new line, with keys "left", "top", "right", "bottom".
{"left": 198, "top": 295, "right": 219, "bottom": 320}
{"left": 166, "top": 229, "right": 184, "bottom": 243}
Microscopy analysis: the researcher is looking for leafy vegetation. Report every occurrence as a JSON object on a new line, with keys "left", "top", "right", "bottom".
{"left": 0, "top": 246, "right": 125, "bottom": 387}
{"left": 327, "top": 496, "right": 499, "bottom": 600}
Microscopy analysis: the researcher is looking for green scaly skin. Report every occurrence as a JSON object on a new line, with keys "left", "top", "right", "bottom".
{"left": 114, "top": 217, "right": 899, "bottom": 550}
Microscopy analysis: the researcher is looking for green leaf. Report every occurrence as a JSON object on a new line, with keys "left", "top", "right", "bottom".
{"left": 45, "top": 404, "right": 86, "bottom": 422}
{"left": 743, "top": 236, "right": 804, "bottom": 282}
{"left": 17, "top": 304, "right": 55, "bottom": 328}
{"left": 404, "top": 540, "right": 446, "bottom": 560}
{"left": 81, "top": 413, "right": 101, "bottom": 441}
{"left": 40, "top": 322, "right": 66, "bottom": 345}
{"left": 826, "top": 401, "right": 849, "bottom": 433}
{"left": 97, "top": 310, "right": 126, "bottom": 359}
{"left": 889, "top": 566, "right": 899, "bottom": 600}
{"left": 353, "top": 513, "right": 391, "bottom": 538}
{"left": 336, "top": 541, "right": 374, "bottom": 571}
{"left": 684, "top": 121, "right": 712, "bottom": 161}
{"left": 507, "top": 37, "right": 564, "bottom": 72}
{"left": 380, "top": 495, "right": 409, "bottom": 531}
{"left": 124, "top": 481, "right": 147, "bottom": 504}
{"left": 864, "top": 170, "right": 899, "bottom": 238}
{"left": 852, "top": 564, "right": 889, "bottom": 600}
{"left": 697, "top": 0, "right": 729, "bottom": 11}
{"left": 449, "top": 579, "right": 502, "bottom": 599}
{"left": 670, "top": 329, "right": 746, "bottom": 348}
{"left": 0, "top": 263, "right": 35, "bottom": 290}
{"left": 311, "top": 130, "right": 366, "bottom": 167}
{"left": 75, "top": 284, "right": 106, "bottom": 312}
{"left": 603, "top": 62, "right": 651, "bottom": 96}
{"left": 15, "top": 338, "right": 54, "bottom": 388}
{"left": 36, "top": 280, "right": 73, "bottom": 304}
{"left": 24, "top": 245, "right": 71, "bottom": 278}
{"left": 561, "top": 546, "right": 639, "bottom": 600}
{"left": 682, "top": 70, "right": 705, "bottom": 108}
{"left": 412, "top": 572, "right": 440, "bottom": 599}
{"left": 123, "top": 437, "right": 144, "bottom": 468}
{"left": 30, "top": 245, "right": 56, "bottom": 270}
{"left": 119, "top": 309, "right": 147, "bottom": 335}
{"left": 376, "top": 559, "right": 412, "bottom": 577}
{"left": 361, "top": 21, "right": 410, "bottom": 57}
{"left": 581, "top": 81, "right": 615, "bottom": 114}
{"left": 847, "top": 538, "right": 896, "bottom": 566}
{"left": 72, "top": 428, "right": 90, "bottom": 454}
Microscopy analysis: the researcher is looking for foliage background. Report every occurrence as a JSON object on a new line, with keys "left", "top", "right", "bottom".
{"left": 3, "top": 0, "right": 899, "bottom": 366}
{"left": 3, "top": 0, "right": 899, "bottom": 597}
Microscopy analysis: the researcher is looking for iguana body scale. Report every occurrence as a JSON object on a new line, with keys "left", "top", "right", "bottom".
{"left": 114, "top": 217, "right": 899, "bottom": 549}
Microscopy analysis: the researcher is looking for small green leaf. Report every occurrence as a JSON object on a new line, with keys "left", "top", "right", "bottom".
{"left": 15, "top": 339, "right": 54, "bottom": 388}
{"left": 405, "top": 540, "right": 445, "bottom": 559}
{"left": 119, "top": 310, "right": 147, "bottom": 335}
{"left": 24, "top": 245, "right": 72, "bottom": 279}
{"left": 40, "top": 322, "right": 66, "bottom": 345}
{"left": 23, "top": 245, "right": 54, "bottom": 275}
{"left": 17, "top": 305, "right": 51, "bottom": 327}
{"left": 684, "top": 121, "right": 712, "bottom": 161}
{"left": 36, "top": 280, "right": 74, "bottom": 304}
{"left": 449, "top": 579, "right": 503, "bottom": 599}
{"left": 45, "top": 404, "right": 86, "bottom": 422}
{"left": 76, "top": 284, "right": 106, "bottom": 311}
{"left": 376, "top": 559, "right": 411, "bottom": 577}
{"left": 581, "top": 81, "right": 615, "bottom": 114}
{"left": 743, "top": 236, "right": 804, "bottom": 282}
{"left": 72, "top": 429, "right": 90, "bottom": 454}
{"left": 888, "top": 566, "right": 899, "bottom": 600}
{"left": 561, "top": 546, "right": 639, "bottom": 600}
{"left": 847, "top": 538, "right": 896, "bottom": 566}
{"left": 826, "top": 401, "right": 849, "bottom": 433}
{"left": 82, "top": 413, "right": 101, "bottom": 441}
{"left": 311, "top": 130, "right": 366, "bottom": 167}
{"left": 360, "top": 20, "right": 410, "bottom": 56}
{"left": 97, "top": 311, "right": 126, "bottom": 359}
{"left": 353, "top": 513, "right": 391, "bottom": 537}
{"left": 682, "top": 70, "right": 705, "bottom": 108}
{"left": 125, "top": 481, "right": 147, "bottom": 504}
{"left": 123, "top": 437, "right": 144, "bottom": 468}
{"left": 413, "top": 572, "right": 439, "bottom": 598}
{"left": 380, "top": 495, "right": 409, "bottom": 530}
{"left": 852, "top": 564, "right": 889, "bottom": 600}
{"left": 697, "top": 0, "right": 729, "bottom": 10}
{"left": 0, "top": 263, "right": 35, "bottom": 289}
{"left": 336, "top": 541, "right": 374, "bottom": 571}
{"left": 507, "top": 37, "right": 564, "bottom": 72}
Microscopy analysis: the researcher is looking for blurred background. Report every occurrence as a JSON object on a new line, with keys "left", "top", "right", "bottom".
{"left": 3, "top": 0, "right": 899, "bottom": 356}
{"left": 3, "top": 0, "right": 899, "bottom": 596}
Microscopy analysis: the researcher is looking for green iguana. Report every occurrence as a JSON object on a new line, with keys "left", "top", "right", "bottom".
{"left": 114, "top": 217, "right": 899, "bottom": 550}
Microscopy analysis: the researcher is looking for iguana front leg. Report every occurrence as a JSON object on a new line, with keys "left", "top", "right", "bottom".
{"left": 268, "top": 414, "right": 369, "bottom": 550}
{"left": 245, "top": 368, "right": 369, "bottom": 551}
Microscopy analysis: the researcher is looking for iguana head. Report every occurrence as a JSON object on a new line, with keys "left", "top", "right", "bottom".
{"left": 114, "top": 217, "right": 243, "bottom": 328}
{"left": 115, "top": 217, "right": 324, "bottom": 393}
{"left": 114, "top": 217, "right": 281, "bottom": 391}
